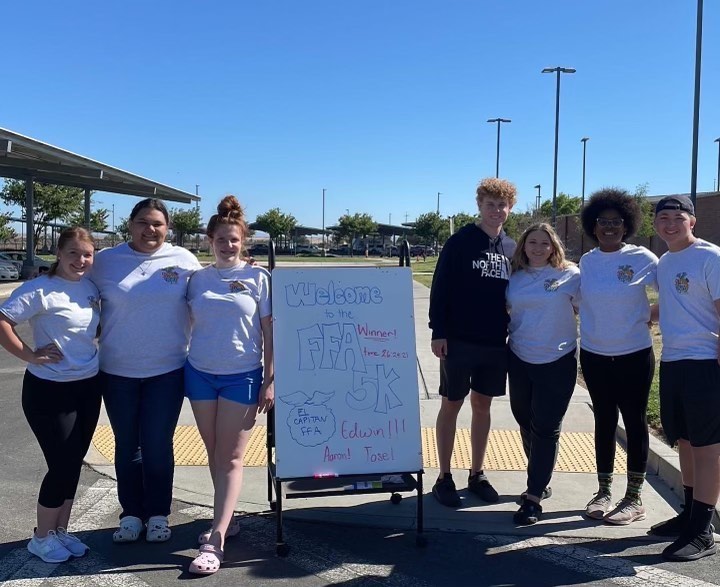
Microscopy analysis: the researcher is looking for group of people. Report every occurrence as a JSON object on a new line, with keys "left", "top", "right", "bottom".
{"left": 0, "top": 195, "right": 272, "bottom": 575}
{"left": 429, "top": 178, "right": 720, "bottom": 562}
{"left": 2, "top": 180, "right": 718, "bottom": 573}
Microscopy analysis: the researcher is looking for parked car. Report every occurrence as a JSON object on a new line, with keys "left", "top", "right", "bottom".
{"left": 0, "top": 262, "right": 19, "bottom": 281}
{"left": 0, "top": 251, "right": 52, "bottom": 273}
{"left": 247, "top": 243, "right": 269, "bottom": 256}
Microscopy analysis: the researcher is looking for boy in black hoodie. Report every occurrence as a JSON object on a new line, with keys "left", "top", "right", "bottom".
{"left": 429, "top": 178, "right": 517, "bottom": 507}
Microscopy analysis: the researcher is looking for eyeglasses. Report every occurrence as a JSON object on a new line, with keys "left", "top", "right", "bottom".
{"left": 596, "top": 218, "right": 624, "bottom": 228}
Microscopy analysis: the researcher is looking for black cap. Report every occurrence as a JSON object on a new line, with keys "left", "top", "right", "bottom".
{"left": 655, "top": 195, "right": 695, "bottom": 216}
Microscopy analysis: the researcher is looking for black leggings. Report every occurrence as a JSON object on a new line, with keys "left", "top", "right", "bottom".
{"left": 579, "top": 347, "right": 654, "bottom": 475}
{"left": 22, "top": 371, "right": 102, "bottom": 508}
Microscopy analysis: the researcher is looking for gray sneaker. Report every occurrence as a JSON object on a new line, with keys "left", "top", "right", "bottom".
{"left": 603, "top": 498, "right": 646, "bottom": 525}
{"left": 585, "top": 492, "right": 612, "bottom": 520}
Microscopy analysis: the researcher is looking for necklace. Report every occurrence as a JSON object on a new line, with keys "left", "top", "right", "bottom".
{"left": 129, "top": 244, "right": 153, "bottom": 276}
{"left": 215, "top": 262, "right": 242, "bottom": 279}
{"left": 527, "top": 265, "right": 550, "bottom": 282}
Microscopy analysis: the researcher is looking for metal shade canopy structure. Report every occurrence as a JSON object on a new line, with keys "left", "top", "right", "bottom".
{"left": 0, "top": 127, "right": 200, "bottom": 276}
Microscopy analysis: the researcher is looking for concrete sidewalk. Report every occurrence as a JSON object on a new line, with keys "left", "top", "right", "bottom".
{"left": 85, "top": 279, "right": 720, "bottom": 542}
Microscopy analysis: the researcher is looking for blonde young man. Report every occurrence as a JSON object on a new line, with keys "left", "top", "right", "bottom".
{"left": 651, "top": 195, "right": 720, "bottom": 561}
{"left": 428, "top": 178, "right": 517, "bottom": 507}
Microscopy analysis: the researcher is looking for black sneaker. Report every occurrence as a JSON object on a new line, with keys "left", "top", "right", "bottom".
{"left": 662, "top": 530, "right": 717, "bottom": 562}
{"left": 432, "top": 475, "right": 461, "bottom": 507}
{"left": 516, "top": 487, "right": 552, "bottom": 505}
{"left": 513, "top": 499, "right": 543, "bottom": 526}
{"left": 468, "top": 472, "right": 499, "bottom": 503}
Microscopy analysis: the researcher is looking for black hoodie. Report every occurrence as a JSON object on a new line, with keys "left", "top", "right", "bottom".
{"left": 428, "top": 222, "right": 516, "bottom": 347}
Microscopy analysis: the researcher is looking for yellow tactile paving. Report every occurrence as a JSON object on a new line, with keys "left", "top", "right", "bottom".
{"left": 92, "top": 425, "right": 627, "bottom": 473}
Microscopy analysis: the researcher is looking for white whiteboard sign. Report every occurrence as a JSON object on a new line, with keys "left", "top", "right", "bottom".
{"left": 272, "top": 267, "right": 422, "bottom": 479}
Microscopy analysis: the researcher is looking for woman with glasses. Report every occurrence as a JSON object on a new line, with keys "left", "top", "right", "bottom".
{"left": 578, "top": 188, "right": 658, "bottom": 525}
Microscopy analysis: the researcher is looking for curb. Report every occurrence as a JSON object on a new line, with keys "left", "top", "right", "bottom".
{"left": 615, "top": 415, "right": 720, "bottom": 528}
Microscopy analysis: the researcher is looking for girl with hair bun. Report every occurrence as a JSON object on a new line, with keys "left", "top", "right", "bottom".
{"left": 185, "top": 195, "right": 274, "bottom": 575}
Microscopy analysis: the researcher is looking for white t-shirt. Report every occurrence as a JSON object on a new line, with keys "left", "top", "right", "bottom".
{"left": 508, "top": 264, "right": 580, "bottom": 364}
{"left": 0, "top": 275, "right": 100, "bottom": 382}
{"left": 187, "top": 262, "right": 271, "bottom": 375}
{"left": 579, "top": 244, "right": 658, "bottom": 356}
{"left": 91, "top": 242, "right": 201, "bottom": 378}
{"left": 657, "top": 239, "right": 720, "bottom": 361}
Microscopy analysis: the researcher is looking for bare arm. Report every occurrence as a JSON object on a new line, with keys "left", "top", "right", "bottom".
{"left": 715, "top": 300, "right": 720, "bottom": 366}
{"left": 0, "top": 315, "right": 62, "bottom": 365}
{"left": 258, "top": 314, "right": 275, "bottom": 414}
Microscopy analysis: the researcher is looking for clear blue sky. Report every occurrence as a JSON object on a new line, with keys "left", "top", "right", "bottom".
{"left": 3, "top": 1, "right": 720, "bottom": 231}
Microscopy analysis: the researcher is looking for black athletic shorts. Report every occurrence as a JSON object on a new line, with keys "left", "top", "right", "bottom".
{"left": 659, "top": 359, "right": 720, "bottom": 447}
{"left": 439, "top": 339, "right": 508, "bottom": 401}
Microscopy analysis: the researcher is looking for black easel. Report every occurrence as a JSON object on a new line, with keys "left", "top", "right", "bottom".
{"left": 265, "top": 244, "right": 426, "bottom": 557}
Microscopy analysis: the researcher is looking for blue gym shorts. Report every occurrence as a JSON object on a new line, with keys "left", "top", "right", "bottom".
{"left": 184, "top": 361, "right": 263, "bottom": 405}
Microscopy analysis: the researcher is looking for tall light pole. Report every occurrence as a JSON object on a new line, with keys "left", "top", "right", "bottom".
{"left": 714, "top": 138, "right": 720, "bottom": 193}
{"left": 581, "top": 137, "right": 589, "bottom": 206}
{"left": 542, "top": 66, "right": 576, "bottom": 226}
{"left": 534, "top": 184, "right": 541, "bottom": 215}
{"left": 321, "top": 188, "right": 326, "bottom": 256}
{"left": 111, "top": 203, "right": 115, "bottom": 246}
{"left": 487, "top": 118, "right": 511, "bottom": 178}
{"left": 690, "top": 0, "right": 704, "bottom": 210}
{"left": 436, "top": 192, "right": 441, "bottom": 215}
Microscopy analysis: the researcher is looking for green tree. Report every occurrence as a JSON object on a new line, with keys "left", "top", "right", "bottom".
{"left": 539, "top": 192, "right": 582, "bottom": 218}
{"left": 633, "top": 182, "right": 655, "bottom": 238}
{"left": 503, "top": 210, "right": 541, "bottom": 240}
{"left": 254, "top": 208, "right": 297, "bottom": 241}
{"left": 116, "top": 217, "right": 131, "bottom": 242}
{"left": 1, "top": 179, "right": 85, "bottom": 252}
{"left": 170, "top": 207, "right": 202, "bottom": 247}
{"left": 67, "top": 208, "right": 109, "bottom": 232}
{"left": 0, "top": 213, "right": 16, "bottom": 243}
{"left": 335, "top": 213, "right": 377, "bottom": 255}
{"left": 414, "top": 212, "right": 445, "bottom": 245}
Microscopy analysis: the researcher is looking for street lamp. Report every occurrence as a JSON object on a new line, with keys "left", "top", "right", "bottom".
{"left": 534, "top": 184, "right": 541, "bottom": 215}
{"left": 487, "top": 118, "right": 511, "bottom": 178}
{"left": 689, "top": 0, "right": 704, "bottom": 209}
{"left": 436, "top": 192, "right": 441, "bottom": 215}
{"left": 322, "top": 188, "right": 326, "bottom": 257}
{"left": 581, "top": 137, "right": 589, "bottom": 206}
{"left": 714, "top": 138, "right": 719, "bottom": 193}
{"left": 542, "top": 66, "right": 576, "bottom": 226}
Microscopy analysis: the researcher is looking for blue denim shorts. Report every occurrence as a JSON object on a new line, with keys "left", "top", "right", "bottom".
{"left": 184, "top": 361, "right": 263, "bottom": 405}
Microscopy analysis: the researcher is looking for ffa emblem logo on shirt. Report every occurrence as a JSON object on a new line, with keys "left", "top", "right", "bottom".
{"left": 543, "top": 278, "right": 560, "bottom": 292}
{"left": 87, "top": 295, "right": 101, "bottom": 312}
{"left": 161, "top": 266, "right": 180, "bottom": 284}
{"left": 674, "top": 272, "right": 690, "bottom": 294}
{"left": 229, "top": 280, "right": 246, "bottom": 293}
{"left": 617, "top": 265, "right": 635, "bottom": 283}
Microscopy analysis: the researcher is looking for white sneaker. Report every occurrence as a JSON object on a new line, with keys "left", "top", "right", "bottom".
{"left": 56, "top": 528, "right": 89, "bottom": 557}
{"left": 27, "top": 530, "right": 72, "bottom": 563}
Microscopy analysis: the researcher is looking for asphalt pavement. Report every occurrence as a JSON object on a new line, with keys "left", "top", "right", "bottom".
{"left": 1, "top": 274, "right": 720, "bottom": 586}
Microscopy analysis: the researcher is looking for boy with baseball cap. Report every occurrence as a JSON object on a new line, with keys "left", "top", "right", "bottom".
{"left": 651, "top": 195, "right": 720, "bottom": 561}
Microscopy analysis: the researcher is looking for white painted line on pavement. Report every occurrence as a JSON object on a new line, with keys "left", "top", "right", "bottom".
{"left": 0, "top": 479, "right": 151, "bottom": 587}
{"left": 178, "top": 505, "right": 430, "bottom": 586}
{"left": 475, "top": 535, "right": 718, "bottom": 587}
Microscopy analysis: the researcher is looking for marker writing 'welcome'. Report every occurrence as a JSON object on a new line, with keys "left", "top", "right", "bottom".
{"left": 285, "top": 281, "right": 383, "bottom": 307}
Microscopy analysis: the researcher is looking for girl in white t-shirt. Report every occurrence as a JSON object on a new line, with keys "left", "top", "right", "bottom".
{"left": 579, "top": 189, "right": 658, "bottom": 526}
{"left": 507, "top": 223, "right": 580, "bottom": 525}
{"left": 0, "top": 228, "right": 100, "bottom": 564}
{"left": 185, "top": 196, "right": 274, "bottom": 575}
{"left": 90, "top": 199, "right": 201, "bottom": 544}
